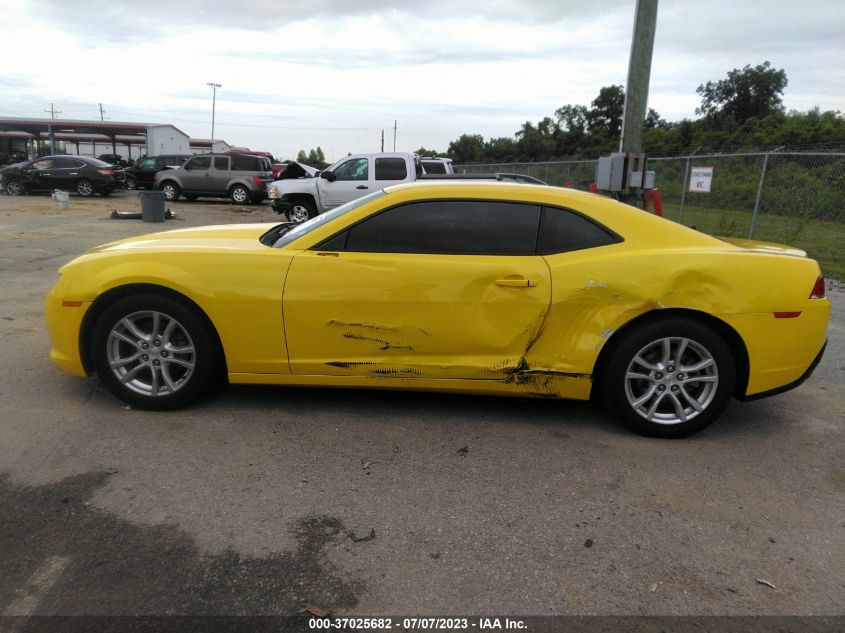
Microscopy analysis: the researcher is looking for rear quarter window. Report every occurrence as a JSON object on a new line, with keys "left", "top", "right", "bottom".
{"left": 232, "top": 155, "right": 260, "bottom": 171}
{"left": 538, "top": 206, "right": 620, "bottom": 254}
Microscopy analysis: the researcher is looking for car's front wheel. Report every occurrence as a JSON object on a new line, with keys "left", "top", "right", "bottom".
{"left": 4, "top": 179, "right": 23, "bottom": 196}
{"left": 92, "top": 293, "right": 221, "bottom": 410}
{"left": 601, "top": 318, "right": 736, "bottom": 438}
{"left": 160, "top": 181, "right": 180, "bottom": 202}
{"left": 125, "top": 176, "right": 137, "bottom": 190}
{"left": 286, "top": 199, "right": 316, "bottom": 224}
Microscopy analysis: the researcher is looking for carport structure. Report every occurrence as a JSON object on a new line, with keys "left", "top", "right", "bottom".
{"left": 0, "top": 117, "right": 183, "bottom": 161}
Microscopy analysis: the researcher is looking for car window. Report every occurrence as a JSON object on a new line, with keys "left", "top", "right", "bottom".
{"left": 184, "top": 156, "right": 211, "bottom": 170}
{"left": 266, "top": 190, "right": 387, "bottom": 249}
{"left": 422, "top": 161, "right": 446, "bottom": 174}
{"left": 375, "top": 157, "right": 407, "bottom": 180}
{"left": 31, "top": 159, "right": 53, "bottom": 169}
{"left": 231, "top": 155, "right": 260, "bottom": 171}
{"left": 344, "top": 200, "right": 542, "bottom": 255}
{"left": 139, "top": 158, "right": 156, "bottom": 169}
{"left": 537, "top": 206, "right": 620, "bottom": 254}
{"left": 52, "top": 157, "right": 84, "bottom": 169}
{"left": 333, "top": 158, "right": 368, "bottom": 181}
{"left": 214, "top": 156, "right": 229, "bottom": 170}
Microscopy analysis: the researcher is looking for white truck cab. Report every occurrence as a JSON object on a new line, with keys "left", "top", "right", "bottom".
{"left": 268, "top": 152, "right": 422, "bottom": 223}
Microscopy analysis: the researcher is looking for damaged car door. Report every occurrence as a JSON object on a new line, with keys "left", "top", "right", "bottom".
{"left": 283, "top": 200, "right": 552, "bottom": 379}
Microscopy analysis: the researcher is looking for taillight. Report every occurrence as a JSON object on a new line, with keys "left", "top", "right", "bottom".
{"left": 97, "top": 169, "right": 114, "bottom": 177}
{"left": 252, "top": 175, "right": 264, "bottom": 186}
{"left": 809, "top": 276, "right": 825, "bottom": 299}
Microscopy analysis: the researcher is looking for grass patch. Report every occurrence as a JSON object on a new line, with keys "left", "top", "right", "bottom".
{"left": 660, "top": 202, "right": 845, "bottom": 281}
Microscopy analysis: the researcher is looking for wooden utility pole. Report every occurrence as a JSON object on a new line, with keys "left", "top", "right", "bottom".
{"left": 619, "top": 0, "right": 658, "bottom": 154}
{"left": 393, "top": 120, "right": 397, "bottom": 151}
{"left": 99, "top": 103, "right": 107, "bottom": 121}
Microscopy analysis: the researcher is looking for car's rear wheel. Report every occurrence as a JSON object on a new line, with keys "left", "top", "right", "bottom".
{"left": 286, "top": 199, "right": 316, "bottom": 223}
{"left": 92, "top": 294, "right": 220, "bottom": 410}
{"left": 160, "top": 181, "right": 180, "bottom": 202}
{"left": 5, "top": 179, "right": 23, "bottom": 196}
{"left": 125, "top": 176, "right": 137, "bottom": 190}
{"left": 230, "top": 184, "right": 249, "bottom": 204}
{"left": 601, "top": 318, "right": 735, "bottom": 438}
{"left": 76, "top": 179, "right": 94, "bottom": 197}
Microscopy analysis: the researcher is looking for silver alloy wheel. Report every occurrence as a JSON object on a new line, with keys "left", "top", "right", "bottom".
{"left": 77, "top": 180, "right": 94, "bottom": 196}
{"left": 106, "top": 310, "right": 196, "bottom": 397}
{"left": 232, "top": 186, "right": 248, "bottom": 203}
{"left": 624, "top": 336, "right": 719, "bottom": 425}
{"left": 288, "top": 205, "right": 311, "bottom": 223}
{"left": 162, "top": 183, "right": 177, "bottom": 201}
{"left": 6, "top": 180, "right": 23, "bottom": 196}
{"left": 125, "top": 177, "right": 137, "bottom": 190}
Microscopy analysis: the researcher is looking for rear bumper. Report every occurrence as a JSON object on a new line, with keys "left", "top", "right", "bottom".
{"left": 739, "top": 340, "right": 826, "bottom": 401}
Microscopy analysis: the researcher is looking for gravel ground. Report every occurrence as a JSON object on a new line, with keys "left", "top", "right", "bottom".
{"left": 0, "top": 191, "right": 842, "bottom": 618}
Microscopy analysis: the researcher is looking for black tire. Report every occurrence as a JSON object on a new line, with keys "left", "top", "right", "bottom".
{"left": 91, "top": 293, "right": 221, "bottom": 410}
{"left": 76, "top": 179, "right": 95, "bottom": 197}
{"left": 600, "top": 318, "right": 736, "bottom": 438}
{"left": 125, "top": 176, "right": 137, "bottom": 190}
{"left": 160, "top": 181, "right": 180, "bottom": 202}
{"left": 230, "top": 184, "right": 250, "bottom": 204}
{"left": 184, "top": 194, "right": 198, "bottom": 201}
{"left": 4, "top": 179, "right": 24, "bottom": 196}
{"left": 285, "top": 198, "right": 316, "bottom": 223}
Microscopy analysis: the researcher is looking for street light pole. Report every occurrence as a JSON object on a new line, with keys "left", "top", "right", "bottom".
{"left": 207, "top": 82, "right": 221, "bottom": 143}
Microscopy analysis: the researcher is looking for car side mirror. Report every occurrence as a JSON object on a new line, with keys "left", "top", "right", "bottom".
{"left": 321, "top": 171, "right": 336, "bottom": 182}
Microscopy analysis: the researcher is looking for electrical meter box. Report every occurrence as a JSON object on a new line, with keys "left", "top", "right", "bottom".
{"left": 629, "top": 170, "right": 656, "bottom": 189}
{"left": 596, "top": 154, "right": 626, "bottom": 191}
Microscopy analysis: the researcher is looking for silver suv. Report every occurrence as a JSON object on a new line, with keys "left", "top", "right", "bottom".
{"left": 155, "top": 153, "right": 272, "bottom": 204}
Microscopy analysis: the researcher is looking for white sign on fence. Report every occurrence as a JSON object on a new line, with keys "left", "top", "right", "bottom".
{"left": 689, "top": 166, "right": 714, "bottom": 192}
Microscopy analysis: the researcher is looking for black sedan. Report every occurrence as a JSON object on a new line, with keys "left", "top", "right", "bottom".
{"left": 1, "top": 155, "right": 119, "bottom": 197}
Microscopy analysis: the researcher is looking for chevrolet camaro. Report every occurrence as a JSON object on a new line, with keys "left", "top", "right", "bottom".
{"left": 45, "top": 182, "right": 829, "bottom": 437}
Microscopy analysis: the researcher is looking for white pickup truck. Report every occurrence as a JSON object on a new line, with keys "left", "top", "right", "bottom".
{"left": 267, "top": 152, "right": 453, "bottom": 223}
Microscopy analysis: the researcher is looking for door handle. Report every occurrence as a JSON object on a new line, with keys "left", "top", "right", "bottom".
{"left": 495, "top": 278, "right": 536, "bottom": 288}
{"left": 355, "top": 185, "right": 368, "bottom": 190}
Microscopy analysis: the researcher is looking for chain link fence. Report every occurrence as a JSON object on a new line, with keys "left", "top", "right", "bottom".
{"left": 456, "top": 152, "right": 845, "bottom": 279}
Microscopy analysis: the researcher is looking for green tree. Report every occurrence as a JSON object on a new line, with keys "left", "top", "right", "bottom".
{"left": 447, "top": 134, "right": 485, "bottom": 162}
{"left": 696, "top": 61, "right": 788, "bottom": 122}
{"left": 315, "top": 146, "right": 325, "bottom": 162}
{"left": 296, "top": 150, "right": 308, "bottom": 162}
{"left": 587, "top": 85, "right": 625, "bottom": 136}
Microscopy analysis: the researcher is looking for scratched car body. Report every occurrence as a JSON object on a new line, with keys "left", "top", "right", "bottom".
{"left": 45, "top": 182, "right": 829, "bottom": 437}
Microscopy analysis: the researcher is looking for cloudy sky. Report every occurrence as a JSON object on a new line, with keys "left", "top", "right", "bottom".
{"left": 1, "top": 0, "right": 843, "bottom": 160}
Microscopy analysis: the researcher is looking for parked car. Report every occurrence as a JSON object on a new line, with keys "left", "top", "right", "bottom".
{"left": 420, "top": 156, "right": 454, "bottom": 175}
{"left": 155, "top": 153, "right": 273, "bottom": 204}
{"left": 267, "top": 152, "right": 423, "bottom": 222}
{"left": 1, "top": 150, "right": 28, "bottom": 166}
{"left": 97, "top": 154, "right": 128, "bottom": 168}
{"left": 225, "top": 149, "right": 286, "bottom": 180}
{"left": 45, "top": 182, "right": 829, "bottom": 438}
{"left": 124, "top": 155, "right": 190, "bottom": 190}
{"left": 1, "top": 155, "right": 119, "bottom": 197}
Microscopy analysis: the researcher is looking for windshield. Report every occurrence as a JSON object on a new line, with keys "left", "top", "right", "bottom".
{"left": 264, "top": 190, "right": 386, "bottom": 249}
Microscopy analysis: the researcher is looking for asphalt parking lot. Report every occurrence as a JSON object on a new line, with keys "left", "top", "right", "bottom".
{"left": 0, "top": 191, "right": 843, "bottom": 618}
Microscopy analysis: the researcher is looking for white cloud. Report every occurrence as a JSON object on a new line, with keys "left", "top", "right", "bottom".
{"left": 1, "top": 0, "right": 843, "bottom": 158}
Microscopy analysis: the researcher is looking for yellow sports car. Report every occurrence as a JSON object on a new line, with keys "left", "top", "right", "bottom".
{"left": 45, "top": 182, "right": 829, "bottom": 437}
